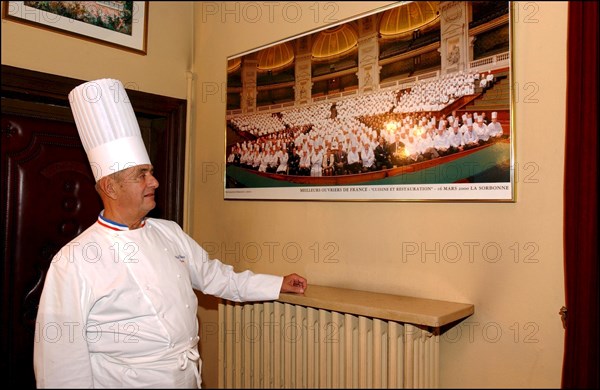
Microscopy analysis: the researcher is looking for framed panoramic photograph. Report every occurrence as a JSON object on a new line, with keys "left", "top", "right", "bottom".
{"left": 2, "top": 1, "right": 148, "bottom": 54}
{"left": 224, "top": 1, "right": 514, "bottom": 202}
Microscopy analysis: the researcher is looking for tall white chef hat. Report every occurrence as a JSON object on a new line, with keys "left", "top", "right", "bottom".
{"left": 68, "top": 78, "right": 150, "bottom": 182}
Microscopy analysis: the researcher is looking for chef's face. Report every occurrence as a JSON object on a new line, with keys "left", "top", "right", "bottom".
{"left": 115, "top": 164, "right": 159, "bottom": 218}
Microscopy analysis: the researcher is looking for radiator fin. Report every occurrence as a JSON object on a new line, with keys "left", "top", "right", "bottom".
{"left": 218, "top": 301, "right": 439, "bottom": 388}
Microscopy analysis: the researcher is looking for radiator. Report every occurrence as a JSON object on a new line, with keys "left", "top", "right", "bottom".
{"left": 217, "top": 300, "right": 440, "bottom": 388}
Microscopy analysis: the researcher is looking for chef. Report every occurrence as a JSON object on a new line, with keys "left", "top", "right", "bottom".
{"left": 33, "top": 78, "right": 307, "bottom": 388}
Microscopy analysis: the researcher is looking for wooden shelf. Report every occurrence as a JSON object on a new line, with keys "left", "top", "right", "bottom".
{"left": 278, "top": 284, "right": 474, "bottom": 328}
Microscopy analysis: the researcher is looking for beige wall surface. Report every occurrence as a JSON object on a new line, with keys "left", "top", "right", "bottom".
{"left": 1, "top": 1, "right": 193, "bottom": 98}
{"left": 192, "top": 2, "right": 568, "bottom": 388}
{"left": 2, "top": 1, "right": 568, "bottom": 388}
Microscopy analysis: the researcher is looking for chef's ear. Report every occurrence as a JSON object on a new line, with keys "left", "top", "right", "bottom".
{"left": 96, "top": 175, "right": 119, "bottom": 200}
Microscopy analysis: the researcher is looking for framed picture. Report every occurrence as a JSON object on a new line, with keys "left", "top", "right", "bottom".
{"left": 2, "top": 1, "right": 148, "bottom": 54}
{"left": 225, "top": 1, "right": 514, "bottom": 202}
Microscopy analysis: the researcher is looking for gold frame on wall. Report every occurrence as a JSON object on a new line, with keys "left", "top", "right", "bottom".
{"left": 2, "top": 1, "right": 148, "bottom": 55}
{"left": 223, "top": 1, "right": 514, "bottom": 202}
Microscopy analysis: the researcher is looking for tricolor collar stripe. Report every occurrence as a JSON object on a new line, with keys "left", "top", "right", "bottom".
{"left": 97, "top": 214, "right": 146, "bottom": 231}
{"left": 97, "top": 218, "right": 124, "bottom": 231}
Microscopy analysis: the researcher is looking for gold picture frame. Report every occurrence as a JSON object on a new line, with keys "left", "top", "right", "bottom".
{"left": 224, "top": 1, "right": 514, "bottom": 202}
{"left": 2, "top": 1, "right": 148, "bottom": 55}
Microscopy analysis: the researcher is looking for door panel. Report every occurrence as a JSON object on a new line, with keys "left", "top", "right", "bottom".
{"left": 2, "top": 113, "right": 102, "bottom": 388}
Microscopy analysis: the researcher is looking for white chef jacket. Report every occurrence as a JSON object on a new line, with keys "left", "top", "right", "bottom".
{"left": 34, "top": 213, "right": 283, "bottom": 388}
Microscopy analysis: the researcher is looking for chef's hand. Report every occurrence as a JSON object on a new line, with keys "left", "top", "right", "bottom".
{"left": 280, "top": 273, "right": 307, "bottom": 294}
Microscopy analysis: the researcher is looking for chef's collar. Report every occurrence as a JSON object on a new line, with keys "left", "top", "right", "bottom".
{"left": 97, "top": 211, "right": 146, "bottom": 231}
